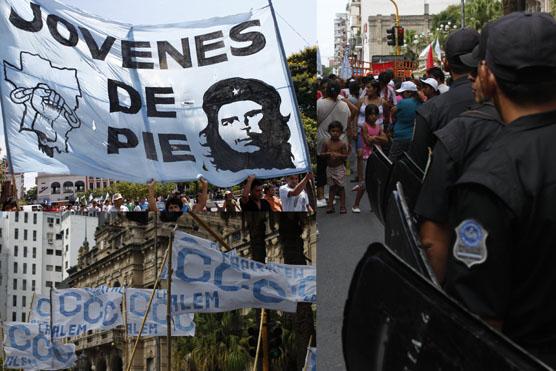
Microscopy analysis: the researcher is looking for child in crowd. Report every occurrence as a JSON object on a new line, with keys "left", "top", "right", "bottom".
{"left": 321, "top": 121, "right": 349, "bottom": 214}
{"left": 352, "top": 104, "right": 388, "bottom": 213}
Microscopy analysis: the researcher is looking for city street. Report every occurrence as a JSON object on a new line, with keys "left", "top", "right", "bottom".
{"left": 316, "top": 169, "right": 385, "bottom": 370}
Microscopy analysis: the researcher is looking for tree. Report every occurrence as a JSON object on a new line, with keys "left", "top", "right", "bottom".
{"left": 24, "top": 186, "right": 37, "bottom": 202}
{"left": 76, "top": 181, "right": 177, "bottom": 201}
{"left": 432, "top": 0, "right": 502, "bottom": 32}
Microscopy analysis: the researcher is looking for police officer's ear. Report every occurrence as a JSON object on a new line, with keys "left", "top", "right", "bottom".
{"left": 478, "top": 61, "right": 498, "bottom": 101}
{"left": 442, "top": 57, "right": 450, "bottom": 74}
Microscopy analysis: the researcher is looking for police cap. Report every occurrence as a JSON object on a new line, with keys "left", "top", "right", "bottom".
{"left": 486, "top": 12, "right": 556, "bottom": 83}
{"left": 445, "top": 28, "right": 479, "bottom": 68}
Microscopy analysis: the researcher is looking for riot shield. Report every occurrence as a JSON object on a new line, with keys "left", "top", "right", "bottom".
{"left": 384, "top": 182, "right": 438, "bottom": 285}
{"left": 365, "top": 145, "right": 393, "bottom": 224}
{"left": 384, "top": 151, "right": 424, "bottom": 216}
{"left": 343, "top": 242, "right": 550, "bottom": 371}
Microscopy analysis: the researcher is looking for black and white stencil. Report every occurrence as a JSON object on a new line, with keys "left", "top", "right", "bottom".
{"left": 200, "top": 77, "right": 295, "bottom": 171}
{"left": 4, "top": 52, "right": 82, "bottom": 157}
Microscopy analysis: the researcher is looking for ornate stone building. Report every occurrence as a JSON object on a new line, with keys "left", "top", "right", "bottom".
{"left": 63, "top": 212, "right": 316, "bottom": 370}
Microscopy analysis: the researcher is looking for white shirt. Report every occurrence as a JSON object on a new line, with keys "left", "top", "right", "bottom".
{"left": 279, "top": 185, "right": 309, "bottom": 212}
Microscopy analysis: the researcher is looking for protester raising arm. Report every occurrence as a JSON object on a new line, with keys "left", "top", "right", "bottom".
{"left": 242, "top": 175, "right": 256, "bottom": 204}
{"left": 286, "top": 173, "right": 314, "bottom": 198}
{"left": 147, "top": 180, "right": 158, "bottom": 213}
{"left": 192, "top": 177, "right": 208, "bottom": 212}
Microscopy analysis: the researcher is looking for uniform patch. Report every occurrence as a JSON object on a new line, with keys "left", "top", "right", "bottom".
{"left": 453, "top": 219, "right": 488, "bottom": 268}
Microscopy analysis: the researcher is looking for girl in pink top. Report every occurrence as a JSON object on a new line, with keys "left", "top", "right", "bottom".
{"left": 352, "top": 104, "right": 388, "bottom": 213}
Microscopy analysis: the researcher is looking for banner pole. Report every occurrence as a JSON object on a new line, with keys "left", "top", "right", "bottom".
{"left": 302, "top": 335, "right": 313, "bottom": 371}
{"left": 49, "top": 288, "right": 53, "bottom": 343}
{"left": 186, "top": 211, "right": 231, "bottom": 251}
{"left": 154, "top": 212, "right": 161, "bottom": 371}
{"left": 27, "top": 293, "right": 35, "bottom": 323}
{"left": 267, "top": 0, "right": 312, "bottom": 175}
{"left": 166, "top": 225, "right": 174, "bottom": 370}
{"left": 252, "top": 308, "right": 265, "bottom": 371}
{"left": 126, "top": 236, "right": 172, "bottom": 371}
{"left": 122, "top": 287, "right": 129, "bottom": 368}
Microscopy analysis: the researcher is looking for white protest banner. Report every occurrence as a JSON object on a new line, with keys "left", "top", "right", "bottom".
{"left": 303, "top": 347, "right": 316, "bottom": 371}
{"left": 126, "top": 288, "right": 195, "bottom": 337}
{"left": 3, "top": 322, "right": 77, "bottom": 370}
{"left": 28, "top": 293, "right": 50, "bottom": 325}
{"left": 0, "top": 0, "right": 310, "bottom": 187}
{"left": 50, "top": 287, "right": 123, "bottom": 338}
{"left": 170, "top": 230, "right": 297, "bottom": 313}
{"left": 269, "top": 263, "right": 316, "bottom": 303}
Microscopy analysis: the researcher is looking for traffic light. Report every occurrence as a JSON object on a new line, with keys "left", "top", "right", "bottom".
{"left": 247, "top": 326, "right": 259, "bottom": 358}
{"left": 386, "top": 26, "right": 396, "bottom": 46}
{"left": 397, "top": 27, "right": 405, "bottom": 46}
{"left": 268, "top": 321, "right": 283, "bottom": 359}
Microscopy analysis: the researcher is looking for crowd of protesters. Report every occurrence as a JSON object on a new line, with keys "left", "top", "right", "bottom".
{"left": 316, "top": 66, "right": 448, "bottom": 213}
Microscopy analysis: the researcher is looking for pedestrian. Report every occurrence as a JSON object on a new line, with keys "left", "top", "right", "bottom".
{"left": 426, "top": 66, "right": 449, "bottom": 94}
{"left": 409, "top": 28, "right": 479, "bottom": 169}
{"left": 316, "top": 79, "right": 351, "bottom": 208}
{"left": 443, "top": 13, "right": 556, "bottom": 367}
{"left": 352, "top": 104, "right": 388, "bottom": 213}
{"left": 419, "top": 77, "right": 439, "bottom": 101}
{"left": 279, "top": 173, "right": 313, "bottom": 213}
{"left": 107, "top": 193, "right": 128, "bottom": 212}
{"left": 321, "top": 121, "right": 349, "bottom": 214}
{"left": 390, "top": 81, "right": 422, "bottom": 161}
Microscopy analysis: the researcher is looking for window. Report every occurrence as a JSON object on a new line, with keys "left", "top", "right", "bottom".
{"left": 31, "top": 280, "right": 35, "bottom": 291}
{"left": 14, "top": 245, "right": 18, "bottom": 257}
{"left": 56, "top": 218, "right": 60, "bottom": 224}
{"left": 51, "top": 182, "right": 60, "bottom": 194}
{"left": 65, "top": 261, "right": 68, "bottom": 269}
{"left": 32, "top": 247, "right": 36, "bottom": 258}
{"left": 23, "top": 246, "right": 27, "bottom": 258}
{"left": 46, "top": 281, "right": 52, "bottom": 288}
{"left": 13, "top": 295, "right": 16, "bottom": 306}
{"left": 0, "top": 227, "right": 2, "bottom": 237}
{"left": 13, "top": 262, "right": 17, "bottom": 274}
{"left": 21, "top": 313, "right": 25, "bottom": 322}
{"left": 63, "top": 181, "right": 73, "bottom": 194}
{"left": 22, "top": 263, "right": 27, "bottom": 274}
{"left": 55, "top": 250, "right": 62, "bottom": 256}
{"left": 24, "top": 212, "right": 28, "bottom": 223}
{"left": 12, "top": 312, "right": 16, "bottom": 321}
{"left": 76, "top": 181, "right": 85, "bottom": 192}
{"left": 55, "top": 266, "right": 62, "bottom": 272}
{"left": 103, "top": 181, "right": 107, "bottom": 188}
{"left": 14, "top": 212, "right": 19, "bottom": 222}
{"left": 33, "top": 214, "right": 37, "bottom": 224}
{"left": 13, "top": 279, "right": 17, "bottom": 290}
{"left": 56, "top": 233, "right": 63, "bottom": 240}
{"left": 65, "top": 245, "right": 69, "bottom": 252}
{"left": 32, "top": 264, "right": 36, "bottom": 275}
{"left": 46, "top": 265, "right": 53, "bottom": 271}
{"left": 32, "top": 231, "right": 36, "bottom": 241}
{"left": 22, "top": 279, "right": 27, "bottom": 290}
{"left": 47, "top": 217, "right": 54, "bottom": 224}
{"left": 89, "top": 182, "right": 94, "bottom": 190}
{"left": 23, "top": 229, "right": 27, "bottom": 240}
{"left": 46, "top": 249, "right": 53, "bottom": 255}
{"left": 96, "top": 181, "right": 101, "bottom": 188}
{"left": 22, "top": 296, "right": 26, "bottom": 307}
{"left": 14, "top": 228, "right": 18, "bottom": 239}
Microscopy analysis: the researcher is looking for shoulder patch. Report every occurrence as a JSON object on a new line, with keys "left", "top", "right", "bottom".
{"left": 453, "top": 219, "right": 488, "bottom": 268}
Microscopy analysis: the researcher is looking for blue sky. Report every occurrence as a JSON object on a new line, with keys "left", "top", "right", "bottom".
{"left": 1, "top": 0, "right": 316, "bottom": 187}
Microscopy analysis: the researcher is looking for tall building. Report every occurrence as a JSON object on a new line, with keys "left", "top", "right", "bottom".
{"left": 363, "top": 2, "right": 432, "bottom": 61}
{"left": 347, "top": 0, "right": 363, "bottom": 60}
{"left": 333, "top": 12, "right": 349, "bottom": 67}
{"left": 60, "top": 212, "right": 99, "bottom": 279}
{"left": 0, "top": 212, "right": 63, "bottom": 324}
{"left": 36, "top": 173, "right": 117, "bottom": 203}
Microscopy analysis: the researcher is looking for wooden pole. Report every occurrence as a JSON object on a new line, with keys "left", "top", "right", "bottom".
{"left": 125, "top": 237, "right": 172, "bottom": 371}
{"left": 122, "top": 287, "right": 129, "bottom": 369}
{"left": 252, "top": 309, "right": 266, "bottom": 371}
{"left": 186, "top": 211, "right": 231, "bottom": 251}
{"left": 166, "top": 228, "right": 173, "bottom": 371}
{"left": 154, "top": 212, "right": 161, "bottom": 371}
{"left": 262, "top": 310, "right": 270, "bottom": 371}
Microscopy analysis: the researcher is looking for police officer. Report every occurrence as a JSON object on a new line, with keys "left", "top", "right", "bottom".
{"left": 415, "top": 22, "right": 504, "bottom": 283}
{"left": 408, "top": 28, "right": 479, "bottom": 170}
{"left": 444, "top": 12, "right": 556, "bottom": 367}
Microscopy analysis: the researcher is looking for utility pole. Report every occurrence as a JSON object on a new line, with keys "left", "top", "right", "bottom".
{"left": 389, "top": 0, "right": 401, "bottom": 56}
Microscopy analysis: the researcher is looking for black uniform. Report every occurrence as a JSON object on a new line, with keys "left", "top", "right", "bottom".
{"left": 445, "top": 109, "right": 556, "bottom": 366}
{"left": 414, "top": 102, "right": 502, "bottom": 223}
{"left": 408, "top": 76, "right": 476, "bottom": 169}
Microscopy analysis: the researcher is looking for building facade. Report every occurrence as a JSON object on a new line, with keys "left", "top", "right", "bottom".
{"left": 36, "top": 173, "right": 116, "bottom": 203}
{"left": 60, "top": 212, "right": 99, "bottom": 279}
{"left": 63, "top": 213, "right": 316, "bottom": 371}
{"left": 0, "top": 212, "right": 63, "bottom": 324}
{"left": 363, "top": 3, "right": 432, "bottom": 61}
{"left": 333, "top": 12, "right": 349, "bottom": 67}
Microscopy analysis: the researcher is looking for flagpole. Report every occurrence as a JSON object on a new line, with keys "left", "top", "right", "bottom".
{"left": 122, "top": 287, "right": 129, "bottom": 369}
{"left": 166, "top": 224, "right": 175, "bottom": 371}
{"left": 0, "top": 69, "right": 18, "bottom": 208}
{"left": 154, "top": 212, "right": 161, "bottom": 371}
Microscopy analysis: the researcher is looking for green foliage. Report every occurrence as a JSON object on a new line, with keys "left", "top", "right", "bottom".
{"left": 24, "top": 186, "right": 37, "bottom": 202}
{"left": 287, "top": 46, "right": 317, "bottom": 119}
{"left": 302, "top": 113, "right": 317, "bottom": 167}
{"left": 432, "top": 0, "right": 502, "bottom": 32}
{"left": 76, "top": 181, "right": 177, "bottom": 201}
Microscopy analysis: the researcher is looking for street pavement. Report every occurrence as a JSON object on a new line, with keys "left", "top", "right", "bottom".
{"left": 316, "top": 169, "right": 385, "bottom": 370}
